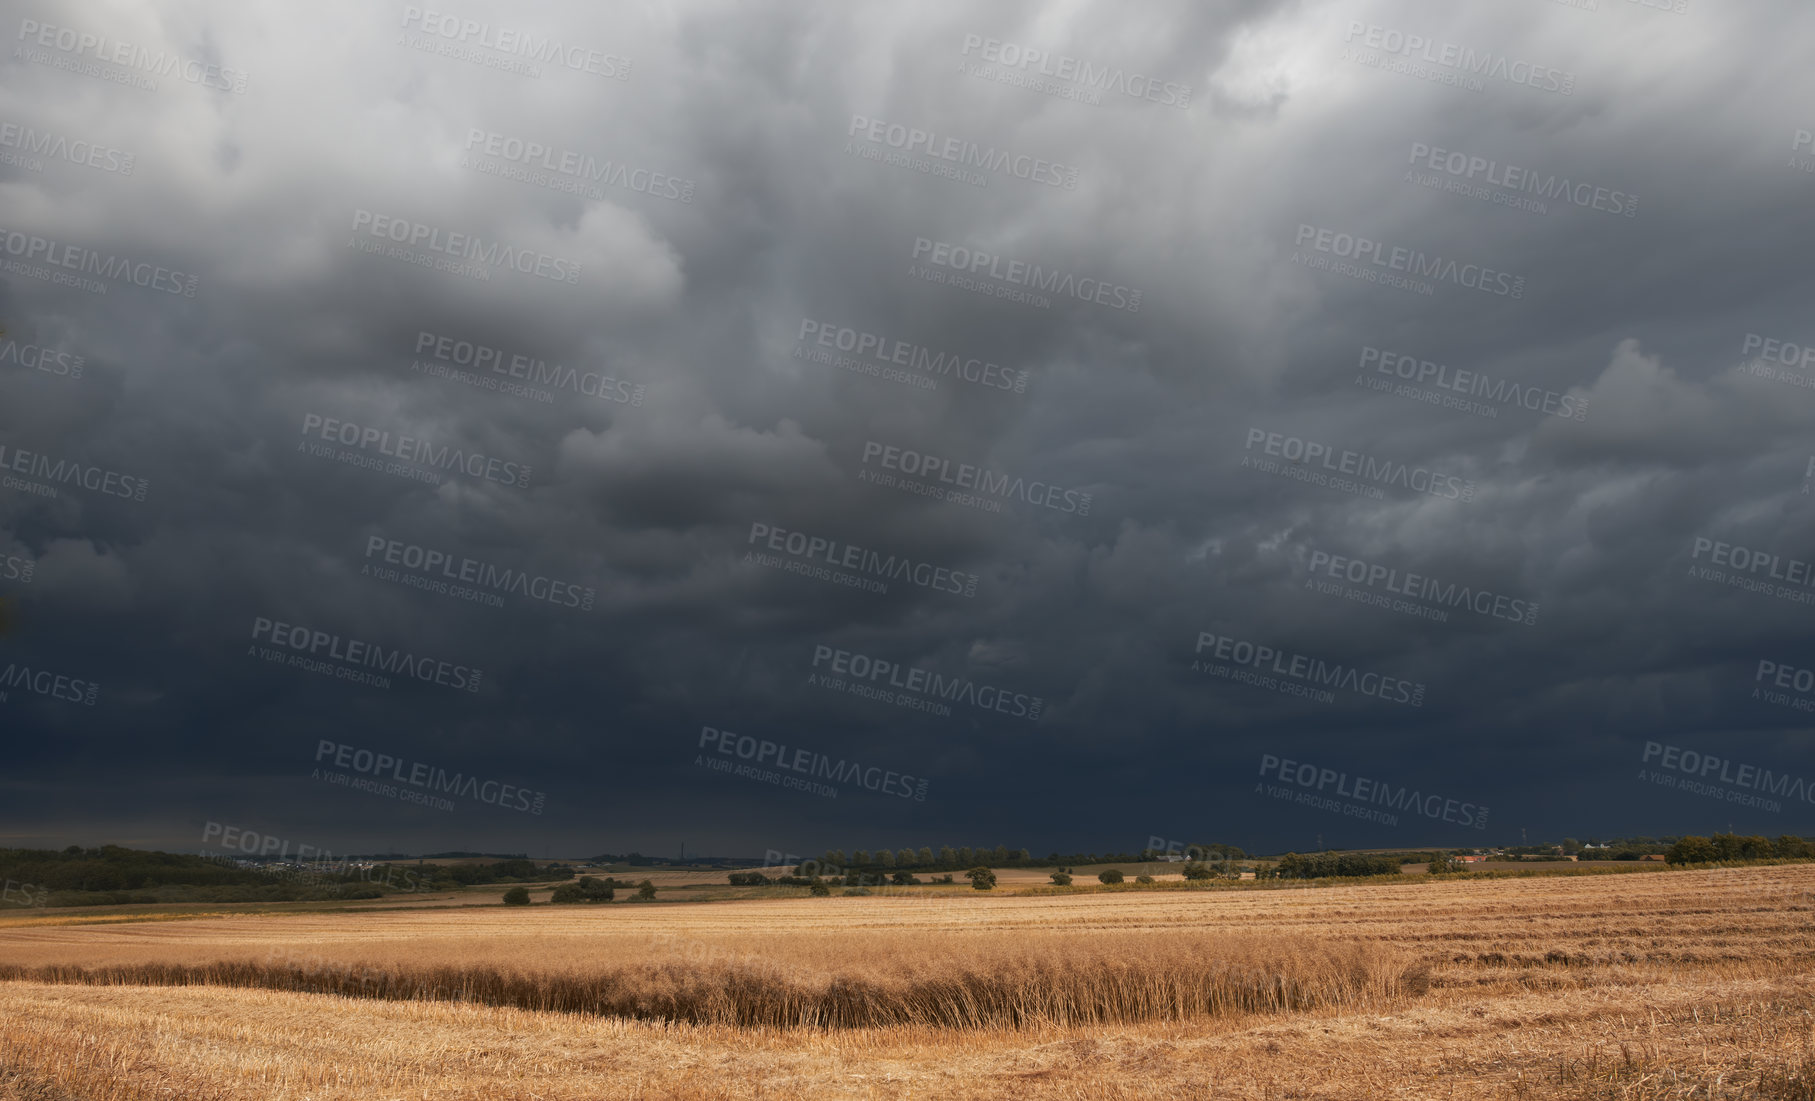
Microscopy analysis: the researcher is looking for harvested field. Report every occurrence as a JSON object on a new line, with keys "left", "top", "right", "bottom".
{"left": 1, "top": 864, "right": 1811, "bottom": 1098}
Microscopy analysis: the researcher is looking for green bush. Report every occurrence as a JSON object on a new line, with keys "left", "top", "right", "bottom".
{"left": 809, "top": 880, "right": 831, "bottom": 897}
{"left": 1098, "top": 869, "right": 1124, "bottom": 884}
{"left": 1049, "top": 871, "right": 1072, "bottom": 886}
{"left": 551, "top": 876, "right": 615, "bottom": 904}
{"left": 1135, "top": 874, "right": 1154, "bottom": 885}
{"left": 502, "top": 886, "right": 530, "bottom": 906}
{"left": 635, "top": 879, "right": 656, "bottom": 900}
{"left": 1667, "top": 836, "right": 1718, "bottom": 865}
{"left": 965, "top": 867, "right": 996, "bottom": 890}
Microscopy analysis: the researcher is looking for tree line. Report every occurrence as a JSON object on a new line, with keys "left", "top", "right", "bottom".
{"left": 1665, "top": 833, "right": 1812, "bottom": 864}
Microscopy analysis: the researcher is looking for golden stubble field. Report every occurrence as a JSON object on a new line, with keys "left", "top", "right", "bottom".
{"left": 2, "top": 864, "right": 1813, "bottom": 1099}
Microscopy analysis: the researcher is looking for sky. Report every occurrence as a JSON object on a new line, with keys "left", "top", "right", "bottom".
{"left": 3, "top": 0, "right": 1814, "bottom": 862}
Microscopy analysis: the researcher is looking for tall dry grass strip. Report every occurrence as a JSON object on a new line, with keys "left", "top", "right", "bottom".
{"left": 0, "top": 936, "right": 1422, "bottom": 1029}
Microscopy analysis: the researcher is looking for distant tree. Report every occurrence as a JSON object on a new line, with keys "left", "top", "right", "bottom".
{"left": 552, "top": 876, "right": 614, "bottom": 903}
{"left": 965, "top": 867, "right": 996, "bottom": 890}
{"left": 635, "top": 879, "right": 656, "bottom": 900}
{"left": 916, "top": 847, "right": 935, "bottom": 866}
{"left": 932, "top": 873, "right": 954, "bottom": 884}
{"left": 809, "top": 879, "right": 831, "bottom": 897}
{"left": 1737, "top": 835, "right": 1775, "bottom": 860}
{"left": 898, "top": 849, "right": 916, "bottom": 867}
{"left": 502, "top": 886, "right": 530, "bottom": 906}
{"left": 1098, "top": 869, "right": 1124, "bottom": 884}
{"left": 1181, "top": 861, "right": 1214, "bottom": 881}
{"left": 957, "top": 847, "right": 975, "bottom": 866}
{"left": 891, "top": 870, "right": 918, "bottom": 886}
{"left": 1013, "top": 848, "right": 1032, "bottom": 864}
{"left": 1135, "top": 874, "right": 1154, "bottom": 884}
{"left": 1050, "top": 871, "right": 1072, "bottom": 886}
{"left": 1561, "top": 838, "right": 1582, "bottom": 855}
{"left": 1776, "top": 835, "right": 1814, "bottom": 859}
{"left": 1667, "top": 836, "right": 1717, "bottom": 865}
{"left": 876, "top": 849, "right": 894, "bottom": 868}
{"left": 937, "top": 846, "right": 957, "bottom": 867}
{"left": 853, "top": 850, "right": 871, "bottom": 866}
{"left": 991, "top": 845, "right": 1010, "bottom": 865}
{"left": 1428, "top": 853, "right": 1461, "bottom": 875}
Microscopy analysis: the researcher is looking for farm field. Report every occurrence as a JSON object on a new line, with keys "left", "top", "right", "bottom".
{"left": 1, "top": 864, "right": 1812, "bottom": 1099}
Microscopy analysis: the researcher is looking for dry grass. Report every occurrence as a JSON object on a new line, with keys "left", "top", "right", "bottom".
{"left": 0, "top": 864, "right": 1811, "bottom": 1099}
{"left": 0, "top": 932, "right": 1417, "bottom": 1029}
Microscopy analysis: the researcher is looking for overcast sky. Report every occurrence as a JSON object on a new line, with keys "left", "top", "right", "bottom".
{"left": 3, "top": 0, "right": 1813, "bottom": 862}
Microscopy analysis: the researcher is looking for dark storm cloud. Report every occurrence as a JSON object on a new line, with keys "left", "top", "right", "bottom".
{"left": 2, "top": 0, "right": 1813, "bottom": 859}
